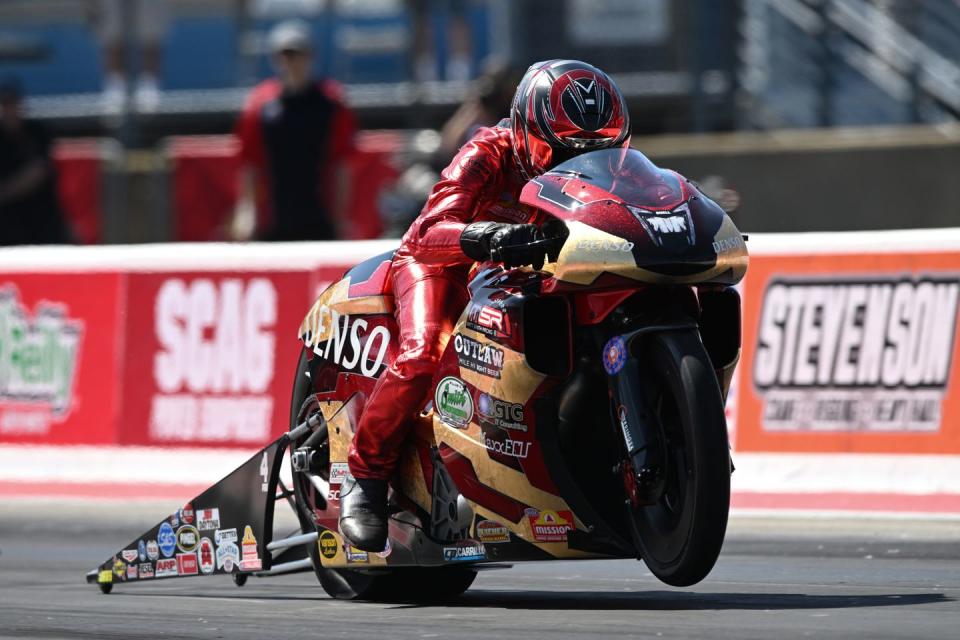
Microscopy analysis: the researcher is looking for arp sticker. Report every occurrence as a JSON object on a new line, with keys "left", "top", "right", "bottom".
{"left": 318, "top": 530, "right": 339, "bottom": 560}
{"left": 158, "top": 522, "right": 176, "bottom": 558}
{"left": 527, "top": 509, "right": 576, "bottom": 542}
{"left": 435, "top": 376, "right": 473, "bottom": 428}
{"left": 602, "top": 336, "right": 627, "bottom": 375}
{"left": 197, "top": 537, "right": 215, "bottom": 575}
{"left": 476, "top": 520, "right": 510, "bottom": 544}
{"left": 176, "top": 525, "right": 199, "bottom": 553}
{"left": 196, "top": 508, "right": 220, "bottom": 531}
{"left": 177, "top": 552, "right": 199, "bottom": 576}
{"left": 155, "top": 558, "right": 178, "bottom": 578}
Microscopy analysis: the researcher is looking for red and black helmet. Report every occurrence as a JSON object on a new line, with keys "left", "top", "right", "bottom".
{"left": 510, "top": 59, "right": 631, "bottom": 180}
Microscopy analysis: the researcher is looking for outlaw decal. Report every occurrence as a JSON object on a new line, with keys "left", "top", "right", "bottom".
{"left": 754, "top": 277, "right": 960, "bottom": 432}
{"left": 454, "top": 333, "right": 504, "bottom": 378}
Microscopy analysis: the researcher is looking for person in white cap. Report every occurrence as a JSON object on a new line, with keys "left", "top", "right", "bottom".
{"left": 231, "top": 20, "right": 357, "bottom": 241}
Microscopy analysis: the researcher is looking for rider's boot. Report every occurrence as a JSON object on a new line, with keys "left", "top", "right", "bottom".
{"left": 338, "top": 475, "right": 389, "bottom": 552}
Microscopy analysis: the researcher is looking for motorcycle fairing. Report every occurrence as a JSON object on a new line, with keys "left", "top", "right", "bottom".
{"left": 519, "top": 149, "right": 748, "bottom": 287}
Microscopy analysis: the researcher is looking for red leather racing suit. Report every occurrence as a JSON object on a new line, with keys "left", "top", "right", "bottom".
{"left": 348, "top": 123, "right": 547, "bottom": 480}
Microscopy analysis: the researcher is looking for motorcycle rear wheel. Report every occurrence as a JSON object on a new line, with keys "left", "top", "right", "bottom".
{"left": 629, "top": 329, "right": 730, "bottom": 587}
{"left": 288, "top": 350, "right": 477, "bottom": 601}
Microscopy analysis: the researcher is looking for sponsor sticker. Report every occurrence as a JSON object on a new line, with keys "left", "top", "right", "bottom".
{"left": 617, "top": 405, "right": 635, "bottom": 452}
{"left": 158, "top": 522, "right": 177, "bottom": 558}
{"left": 318, "top": 530, "right": 339, "bottom": 560}
{"left": 121, "top": 549, "right": 139, "bottom": 563}
{"left": 454, "top": 333, "right": 504, "bottom": 378}
{"left": 169, "top": 511, "right": 179, "bottom": 528}
{"left": 196, "top": 508, "right": 220, "bottom": 531}
{"left": 484, "top": 434, "right": 532, "bottom": 459}
{"left": 112, "top": 558, "right": 126, "bottom": 580}
{"left": 753, "top": 277, "right": 960, "bottom": 433}
{"left": 345, "top": 546, "right": 368, "bottom": 564}
{"left": 126, "top": 564, "right": 138, "bottom": 580}
{"left": 197, "top": 537, "right": 215, "bottom": 575}
{"left": 301, "top": 304, "right": 392, "bottom": 377}
{"left": 527, "top": 509, "right": 576, "bottom": 543}
{"left": 155, "top": 557, "right": 178, "bottom": 578}
{"left": 476, "top": 393, "right": 527, "bottom": 431}
{"left": 435, "top": 376, "right": 473, "bottom": 428}
{"left": 216, "top": 541, "right": 239, "bottom": 572}
{"left": 98, "top": 569, "right": 113, "bottom": 584}
{"left": 466, "top": 304, "right": 512, "bottom": 339}
{"left": 377, "top": 539, "right": 392, "bottom": 559}
{"left": 329, "top": 462, "right": 349, "bottom": 485}
{"left": 442, "top": 541, "right": 486, "bottom": 562}
{"left": 176, "top": 552, "right": 199, "bottom": 576}
{"left": 240, "top": 525, "right": 262, "bottom": 571}
{"left": 215, "top": 528, "right": 237, "bottom": 545}
{"left": 176, "top": 525, "right": 200, "bottom": 553}
{"left": 146, "top": 540, "right": 159, "bottom": 561}
{"left": 602, "top": 336, "right": 627, "bottom": 375}
{"left": 476, "top": 520, "right": 510, "bottom": 544}
{"left": 138, "top": 562, "right": 154, "bottom": 579}
{"left": 180, "top": 503, "right": 194, "bottom": 525}
{"left": 138, "top": 540, "right": 147, "bottom": 562}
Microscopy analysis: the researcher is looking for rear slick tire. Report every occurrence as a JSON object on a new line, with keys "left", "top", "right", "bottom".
{"left": 288, "top": 350, "right": 477, "bottom": 601}
{"left": 631, "top": 329, "right": 730, "bottom": 587}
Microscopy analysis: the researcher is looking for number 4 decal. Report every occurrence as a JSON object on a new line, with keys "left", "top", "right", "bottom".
{"left": 260, "top": 452, "right": 269, "bottom": 493}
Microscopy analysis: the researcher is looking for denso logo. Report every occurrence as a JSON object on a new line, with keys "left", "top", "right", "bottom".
{"left": 303, "top": 305, "right": 390, "bottom": 377}
{"left": 753, "top": 277, "right": 960, "bottom": 432}
{"left": 149, "top": 278, "right": 277, "bottom": 443}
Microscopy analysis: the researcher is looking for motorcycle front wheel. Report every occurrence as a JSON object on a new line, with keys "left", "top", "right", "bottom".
{"left": 629, "top": 329, "right": 730, "bottom": 587}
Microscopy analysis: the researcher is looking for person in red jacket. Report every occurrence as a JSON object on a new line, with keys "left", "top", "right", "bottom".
{"left": 339, "top": 60, "right": 632, "bottom": 551}
{"left": 231, "top": 20, "right": 356, "bottom": 241}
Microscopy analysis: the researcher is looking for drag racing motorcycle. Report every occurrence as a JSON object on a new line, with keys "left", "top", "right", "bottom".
{"left": 88, "top": 148, "right": 748, "bottom": 600}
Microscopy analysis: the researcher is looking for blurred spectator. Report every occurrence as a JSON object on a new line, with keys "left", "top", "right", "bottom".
{"left": 95, "top": 0, "right": 169, "bottom": 113}
{"left": 406, "top": 0, "right": 473, "bottom": 82}
{"left": 230, "top": 20, "right": 357, "bottom": 241}
{"left": 437, "top": 59, "right": 522, "bottom": 161}
{"left": 0, "top": 80, "right": 71, "bottom": 246}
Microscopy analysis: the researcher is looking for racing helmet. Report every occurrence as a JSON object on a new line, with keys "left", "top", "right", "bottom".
{"left": 510, "top": 59, "right": 631, "bottom": 180}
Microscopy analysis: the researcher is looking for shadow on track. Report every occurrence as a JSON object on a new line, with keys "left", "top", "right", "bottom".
{"left": 389, "top": 590, "right": 952, "bottom": 611}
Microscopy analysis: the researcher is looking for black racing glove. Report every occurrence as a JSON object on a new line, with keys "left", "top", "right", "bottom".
{"left": 460, "top": 222, "right": 545, "bottom": 269}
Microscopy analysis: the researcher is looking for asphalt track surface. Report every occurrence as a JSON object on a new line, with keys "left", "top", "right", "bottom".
{"left": 0, "top": 502, "right": 957, "bottom": 640}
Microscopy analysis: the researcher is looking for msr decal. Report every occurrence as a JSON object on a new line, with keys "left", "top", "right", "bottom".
{"left": 454, "top": 333, "right": 504, "bottom": 379}
{"left": 0, "top": 285, "right": 83, "bottom": 436}
{"left": 466, "top": 304, "right": 511, "bottom": 339}
{"left": 754, "top": 277, "right": 960, "bottom": 432}
{"left": 301, "top": 304, "right": 391, "bottom": 377}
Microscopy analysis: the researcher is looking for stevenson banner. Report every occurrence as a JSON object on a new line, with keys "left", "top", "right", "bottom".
{"left": 736, "top": 250, "right": 960, "bottom": 454}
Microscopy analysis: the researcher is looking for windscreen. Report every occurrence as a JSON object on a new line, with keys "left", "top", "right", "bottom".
{"left": 547, "top": 148, "right": 686, "bottom": 210}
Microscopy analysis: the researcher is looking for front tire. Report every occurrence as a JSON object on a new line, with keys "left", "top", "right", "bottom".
{"left": 629, "top": 329, "right": 730, "bottom": 587}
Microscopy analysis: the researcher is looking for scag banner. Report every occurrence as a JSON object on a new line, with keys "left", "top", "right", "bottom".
{"left": 737, "top": 249, "right": 960, "bottom": 454}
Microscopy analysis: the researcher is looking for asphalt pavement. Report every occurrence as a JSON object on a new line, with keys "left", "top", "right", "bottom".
{"left": 0, "top": 501, "right": 957, "bottom": 640}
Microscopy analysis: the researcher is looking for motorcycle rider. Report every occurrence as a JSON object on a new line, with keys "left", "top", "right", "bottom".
{"left": 340, "top": 59, "right": 631, "bottom": 551}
